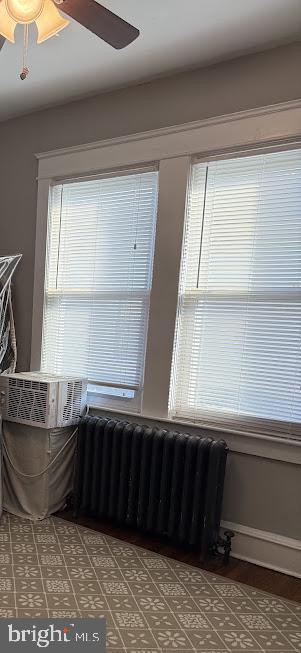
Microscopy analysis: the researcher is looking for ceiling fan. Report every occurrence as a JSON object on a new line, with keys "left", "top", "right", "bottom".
{"left": 0, "top": 0, "right": 139, "bottom": 71}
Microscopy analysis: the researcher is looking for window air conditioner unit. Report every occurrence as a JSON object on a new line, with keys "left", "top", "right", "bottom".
{"left": 0, "top": 372, "right": 87, "bottom": 429}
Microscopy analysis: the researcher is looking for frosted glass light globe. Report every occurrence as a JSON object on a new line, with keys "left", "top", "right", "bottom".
{"left": 6, "top": 0, "right": 44, "bottom": 24}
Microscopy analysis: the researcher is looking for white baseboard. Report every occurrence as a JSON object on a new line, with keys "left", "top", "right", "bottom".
{"left": 221, "top": 520, "right": 301, "bottom": 579}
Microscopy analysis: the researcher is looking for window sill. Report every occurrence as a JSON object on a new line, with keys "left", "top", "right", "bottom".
{"left": 88, "top": 405, "right": 301, "bottom": 465}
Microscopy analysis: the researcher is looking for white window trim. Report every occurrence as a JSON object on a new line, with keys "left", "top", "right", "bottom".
{"left": 32, "top": 98, "right": 301, "bottom": 464}
{"left": 82, "top": 407, "right": 301, "bottom": 466}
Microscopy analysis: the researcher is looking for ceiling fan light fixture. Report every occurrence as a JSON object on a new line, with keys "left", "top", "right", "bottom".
{"left": 0, "top": 1, "right": 17, "bottom": 42}
{"left": 0, "top": 0, "right": 140, "bottom": 81}
{"left": 6, "top": 0, "right": 44, "bottom": 23}
{"left": 36, "top": 0, "right": 69, "bottom": 43}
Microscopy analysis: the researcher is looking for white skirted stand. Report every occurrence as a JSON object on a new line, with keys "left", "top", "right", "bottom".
{"left": 2, "top": 422, "right": 76, "bottom": 521}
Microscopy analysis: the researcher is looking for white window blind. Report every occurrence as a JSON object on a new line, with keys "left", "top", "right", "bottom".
{"left": 170, "top": 149, "right": 301, "bottom": 440}
{"left": 42, "top": 169, "right": 158, "bottom": 410}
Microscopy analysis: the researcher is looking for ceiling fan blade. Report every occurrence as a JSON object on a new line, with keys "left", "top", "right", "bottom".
{"left": 0, "top": 36, "right": 5, "bottom": 51}
{"left": 59, "top": 0, "right": 140, "bottom": 49}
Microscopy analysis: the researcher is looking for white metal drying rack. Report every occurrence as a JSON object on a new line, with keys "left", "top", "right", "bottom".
{"left": 0, "top": 255, "right": 21, "bottom": 375}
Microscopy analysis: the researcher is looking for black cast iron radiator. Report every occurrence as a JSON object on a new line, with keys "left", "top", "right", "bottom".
{"left": 73, "top": 416, "right": 232, "bottom": 561}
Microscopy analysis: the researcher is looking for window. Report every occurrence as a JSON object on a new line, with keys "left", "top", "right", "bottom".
{"left": 170, "top": 149, "right": 301, "bottom": 439}
{"left": 41, "top": 168, "right": 158, "bottom": 410}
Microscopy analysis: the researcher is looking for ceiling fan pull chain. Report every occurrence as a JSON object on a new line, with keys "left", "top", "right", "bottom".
{"left": 20, "top": 24, "right": 29, "bottom": 81}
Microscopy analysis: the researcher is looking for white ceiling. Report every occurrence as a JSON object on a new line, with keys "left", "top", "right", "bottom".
{"left": 0, "top": 0, "right": 300, "bottom": 121}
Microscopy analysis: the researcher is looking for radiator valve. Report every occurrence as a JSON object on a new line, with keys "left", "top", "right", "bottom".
{"left": 212, "top": 529, "right": 235, "bottom": 564}
{"left": 222, "top": 530, "right": 235, "bottom": 564}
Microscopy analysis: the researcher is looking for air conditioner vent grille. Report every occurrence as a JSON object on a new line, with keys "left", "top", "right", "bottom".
{"left": 8, "top": 378, "right": 48, "bottom": 393}
{"left": 7, "top": 386, "right": 47, "bottom": 424}
{"left": 73, "top": 381, "right": 83, "bottom": 419}
{"left": 32, "top": 393, "right": 47, "bottom": 424}
{"left": 63, "top": 381, "right": 84, "bottom": 423}
{"left": 7, "top": 388, "right": 21, "bottom": 419}
{"left": 63, "top": 383, "right": 73, "bottom": 422}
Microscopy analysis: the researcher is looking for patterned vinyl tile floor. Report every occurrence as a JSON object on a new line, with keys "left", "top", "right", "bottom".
{"left": 0, "top": 512, "right": 300, "bottom": 652}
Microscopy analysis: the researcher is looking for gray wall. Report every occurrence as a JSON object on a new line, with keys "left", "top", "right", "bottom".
{"left": 0, "top": 40, "right": 301, "bottom": 544}
{"left": 223, "top": 453, "right": 301, "bottom": 539}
